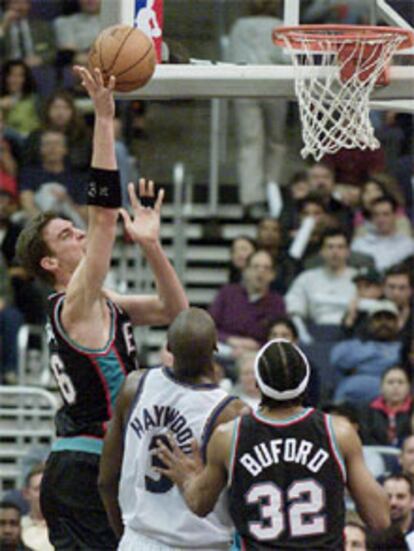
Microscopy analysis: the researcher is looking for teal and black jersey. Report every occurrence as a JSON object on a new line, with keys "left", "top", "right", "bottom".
{"left": 228, "top": 409, "right": 346, "bottom": 550}
{"left": 47, "top": 292, "right": 138, "bottom": 441}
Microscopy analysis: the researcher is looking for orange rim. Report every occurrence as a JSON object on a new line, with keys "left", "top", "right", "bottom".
{"left": 273, "top": 24, "right": 414, "bottom": 52}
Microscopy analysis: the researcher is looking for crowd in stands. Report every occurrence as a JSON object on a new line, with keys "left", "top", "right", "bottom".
{"left": 0, "top": 0, "right": 413, "bottom": 549}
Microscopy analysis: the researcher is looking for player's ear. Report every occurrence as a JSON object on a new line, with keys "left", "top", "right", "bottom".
{"left": 40, "top": 255, "right": 58, "bottom": 273}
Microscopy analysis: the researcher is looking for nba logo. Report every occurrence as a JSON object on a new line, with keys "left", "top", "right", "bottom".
{"left": 134, "top": 0, "right": 163, "bottom": 62}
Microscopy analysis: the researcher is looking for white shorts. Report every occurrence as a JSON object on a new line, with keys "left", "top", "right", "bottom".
{"left": 118, "top": 527, "right": 230, "bottom": 551}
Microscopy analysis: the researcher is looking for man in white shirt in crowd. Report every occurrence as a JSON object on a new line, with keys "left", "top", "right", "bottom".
{"left": 286, "top": 228, "right": 356, "bottom": 328}
{"left": 352, "top": 197, "right": 414, "bottom": 272}
{"left": 21, "top": 464, "right": 53, "bottom": 551}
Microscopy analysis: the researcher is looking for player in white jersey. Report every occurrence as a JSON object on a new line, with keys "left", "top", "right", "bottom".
{"left": 98, "top": 308, "right": 246, "bottom": 550}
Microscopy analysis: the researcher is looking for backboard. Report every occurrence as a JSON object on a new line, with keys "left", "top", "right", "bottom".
{"left": 100, "top": 0, "right": 414, "bottom": 108}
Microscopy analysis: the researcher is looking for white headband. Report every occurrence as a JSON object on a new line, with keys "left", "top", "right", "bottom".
{"left": 254, "top": 338, "right": 310, "bottom": 401}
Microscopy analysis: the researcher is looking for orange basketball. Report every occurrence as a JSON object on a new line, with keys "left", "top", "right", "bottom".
{"left": 88, "top": 25, "right": 156, "bottom": 93}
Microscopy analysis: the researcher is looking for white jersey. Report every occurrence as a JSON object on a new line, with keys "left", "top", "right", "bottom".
{"left": 119, "top": 367, "right": 234, "bottom": 549}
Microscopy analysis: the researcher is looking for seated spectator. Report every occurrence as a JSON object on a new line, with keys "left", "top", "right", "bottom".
{"left": 360, "top": 366, "right": 412, "bottom": 447}
{"left": 0, "top": 111, "right": 18, "bottom": 197}
{"left": 0, "top": 59, "right": 40, "bottom": 137}
{"left": 0, "top": 0, "right": 56, "bottom": 68}
{"left": 0, "top": 501, "right": 34, "bottom": 551}
{"left": 382, "top": 475, "right": 414, "bottom": 546}
{"left": 21, "top": 464, "right": 52, "bottom": 551}
{"left": 331, "top": 302, "right": 403, "bottom": 404}
{"left": 233, "top": 352, "right": 260, "bottom": 409}
{"left": 307, "top": 161, "right": 353, "bottom": 233}
{"left": 24, "top": 90, "right": 91, "bottom": 171}
{"left": 0, "top": 190, "right": 47, "bottom": 324}
{"left": 209, "top": 249, "right": 285, "bottom": 359}
{"left": 352, "top": 197, "right": 414, "bottom": 272}
{"left": 19, "top": 129, "right": 87, "bottom": 221}
{"left": 286, "top": 228, "right": 357, "bottom": 327}
{"left": 228, "top": 235, "right": 256, "bottom": 284}
{"left": 399, "top": 436, "right": 414, "bottom": 488}
{"left": 354, "top": 176, "right": 411, "bottom": 238}
{"left": 256, "top": 217, "right": 296, "bottom": 293}
{"left": 342, "top": 267, "right": 384, "bottom": 337}
{"left": 322, "top": 146, "right": 386, "bottom": 188}
{"left": 384, "top": 265, "right": 413, "bottom": 340}
{"left": 54, "top": 0, "right": 102, "bottom": 67}
{"left": 344, "top": 522, "right": 367, "bottom": 551}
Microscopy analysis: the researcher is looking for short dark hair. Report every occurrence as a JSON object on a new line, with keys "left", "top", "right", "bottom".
{"left": 385, "top": 264, "right": 412, "bottom": 286}
{"left": 320, "top": 227, "right": 350, "bottom": 247}
{"left": 381, "top": 364, "right": 410, "bottom": 383}
{"left": 268, "top": 316, "right": 299, "bottom": 341}
{"left": 383, "top": 473, "right": 414, "bottom": 495}
{"left": 257, "top": 341, "right": 308, "bottom": 410}
{"left": 371, "top": 195, "right": 398, "bottom": 212}
{"left": 289, "top": 171, "right": 309, "bottom": 186}
{"left": 15, "top": 211, "right": 58, "bottom": 286}
{"left": 0, "top": 501, "right": 21, "bottom": 515}
{"left": 299, "top": 192, "right": 328, "bottom": 213}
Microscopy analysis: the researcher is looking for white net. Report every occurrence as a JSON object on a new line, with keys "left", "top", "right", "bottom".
{"left": 274, "top": 27, "right": 408, "bottom": 161}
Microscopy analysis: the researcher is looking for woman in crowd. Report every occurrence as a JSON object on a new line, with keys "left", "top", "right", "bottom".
{"left": 24, "top": 89, "right": 91, "bottom": 171}
{"left": 0, "top": 60, "right": 40, "bottom": 137}
{"left": 228, "top": 235, "right": 256, "bottom": 283}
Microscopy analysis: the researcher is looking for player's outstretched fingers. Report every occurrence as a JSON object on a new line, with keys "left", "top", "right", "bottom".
{"left": 94, "top": 67, "right": 104, "bottom": 87}
{"left": 147, "top": 180, "right": 154, "bottom": 197}
{"left": 128, "top": 182, "right": 140, "bottom": 210}
{"left": 139, "top": 178, "right": 147, "bottom": 198}
{"left": 155, "top": 188, "right": 165, "bottom": 212}
{"left": 107, "top": 75, "right": 116, "bottom": 91}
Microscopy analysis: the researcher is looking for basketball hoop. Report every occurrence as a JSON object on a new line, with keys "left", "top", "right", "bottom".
{"left": 273, "top": 25, "right": 414, "bottom": 161}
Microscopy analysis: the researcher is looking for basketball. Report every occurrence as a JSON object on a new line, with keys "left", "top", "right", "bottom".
{"left": 88, "top": 25, "right": 156, "bottom": 93}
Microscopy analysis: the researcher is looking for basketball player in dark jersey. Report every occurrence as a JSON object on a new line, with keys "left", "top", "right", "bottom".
{"left": 156, "top": 339, "right": 390, "bottom": 550}
{"left": 15, "top": 66, "right": 188, "bottom": 550}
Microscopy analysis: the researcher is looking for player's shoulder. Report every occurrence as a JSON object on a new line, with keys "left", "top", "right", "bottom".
{"left": 328, "top": 413, "right": 359, "bottom": 456}
{"left": 214, "top": 398, "right": 249, "bottom": 429}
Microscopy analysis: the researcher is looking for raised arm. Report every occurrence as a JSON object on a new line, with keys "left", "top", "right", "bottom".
{"left": 106, "top": 180, "right": 188, "bottom": 326}
{"left": 333, "top": 415, "right": 390, "bottom": 531}
{"left": 62, "top": 67, "right": 119, "bottom": 325}
{"left": 98, "top": 371, "right": 142, "bottom": 539}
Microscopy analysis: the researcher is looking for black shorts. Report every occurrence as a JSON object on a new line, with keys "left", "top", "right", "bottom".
{"left": 40, "top": 451, "right": 118, "bottom": 551}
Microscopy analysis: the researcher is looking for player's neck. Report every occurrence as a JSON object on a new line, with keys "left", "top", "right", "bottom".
{"left": 259, "top": 404, "right": 305, "bottom": 420}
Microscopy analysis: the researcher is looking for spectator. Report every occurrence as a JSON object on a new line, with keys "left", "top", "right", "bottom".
{"left": 24, "top": 89, "right": 91, "bottom": 171}
{"left": 286, "top": 228, "right": 357, "bottom": 326}
{"left": 342, "top": 267, "right": 384, "bottom": 337}
{"left": 400, "top": 436, "right": 414, "bottom": 488}
{"left": 0, "top": 189, "right": 47, "bottom": 325}
{"left": 0, "top": 501, "right": 34, "bottom": 551}
{"left": 228, "top": 235, "right": 256, "bottom": 284}
{"left": 361, "top": 366, "right": 412, "bottom": 447}
{"left": 233, "top": 352, "right": 260, "bottom": 409}
{"left": 0, "top": 0, "right": 56, "bottom": 67}
{"left": 0, "top": 111, "right": 18, "bottom": 197}
{"left": 382, "top": 475, "right": 414, "bottom": 545}
{"left": 332, "top": 302, "right": 403, "bottom": 404}
{"left": 19, "top": 129, "right": 87, "bottom": 221}
{"left": 0, "top": 59, "right": 40, "bottom": 137}
{"left": 279, "top": 170, "right": 310, "bottom": 234}
{"left": 256, "top": 217, "right": 295, "bottom": 293}
{"left": 227, "top": 0, "right": 288, "bottom": 215}
{"left": 21, "top": 464, "right": 52, "bottom": 551}
{"left": 344, "top": 522, "right": 367, "bottom": 551}
{"left": 307, "top": 161, "right": 353, "bottom": 233}
{"left": 54, "top": 0, "right": 102, "bottom": 67}
{"left": 352, "top": 197, "right": 414, "bottom": 272}
{"left": 322, "top": 146, "right": 386, "bottom": 188}
{"left": 354, "top": 176, "right": 411, "bottom": 238}
{"left": 209, "top": 249, "right": 285, "bottom": 359}
{"left": 384, "top": 265, "right": 413, "bottom": 340}
{"left": 303, "top": 0, "right": 369, "bottom": 24}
